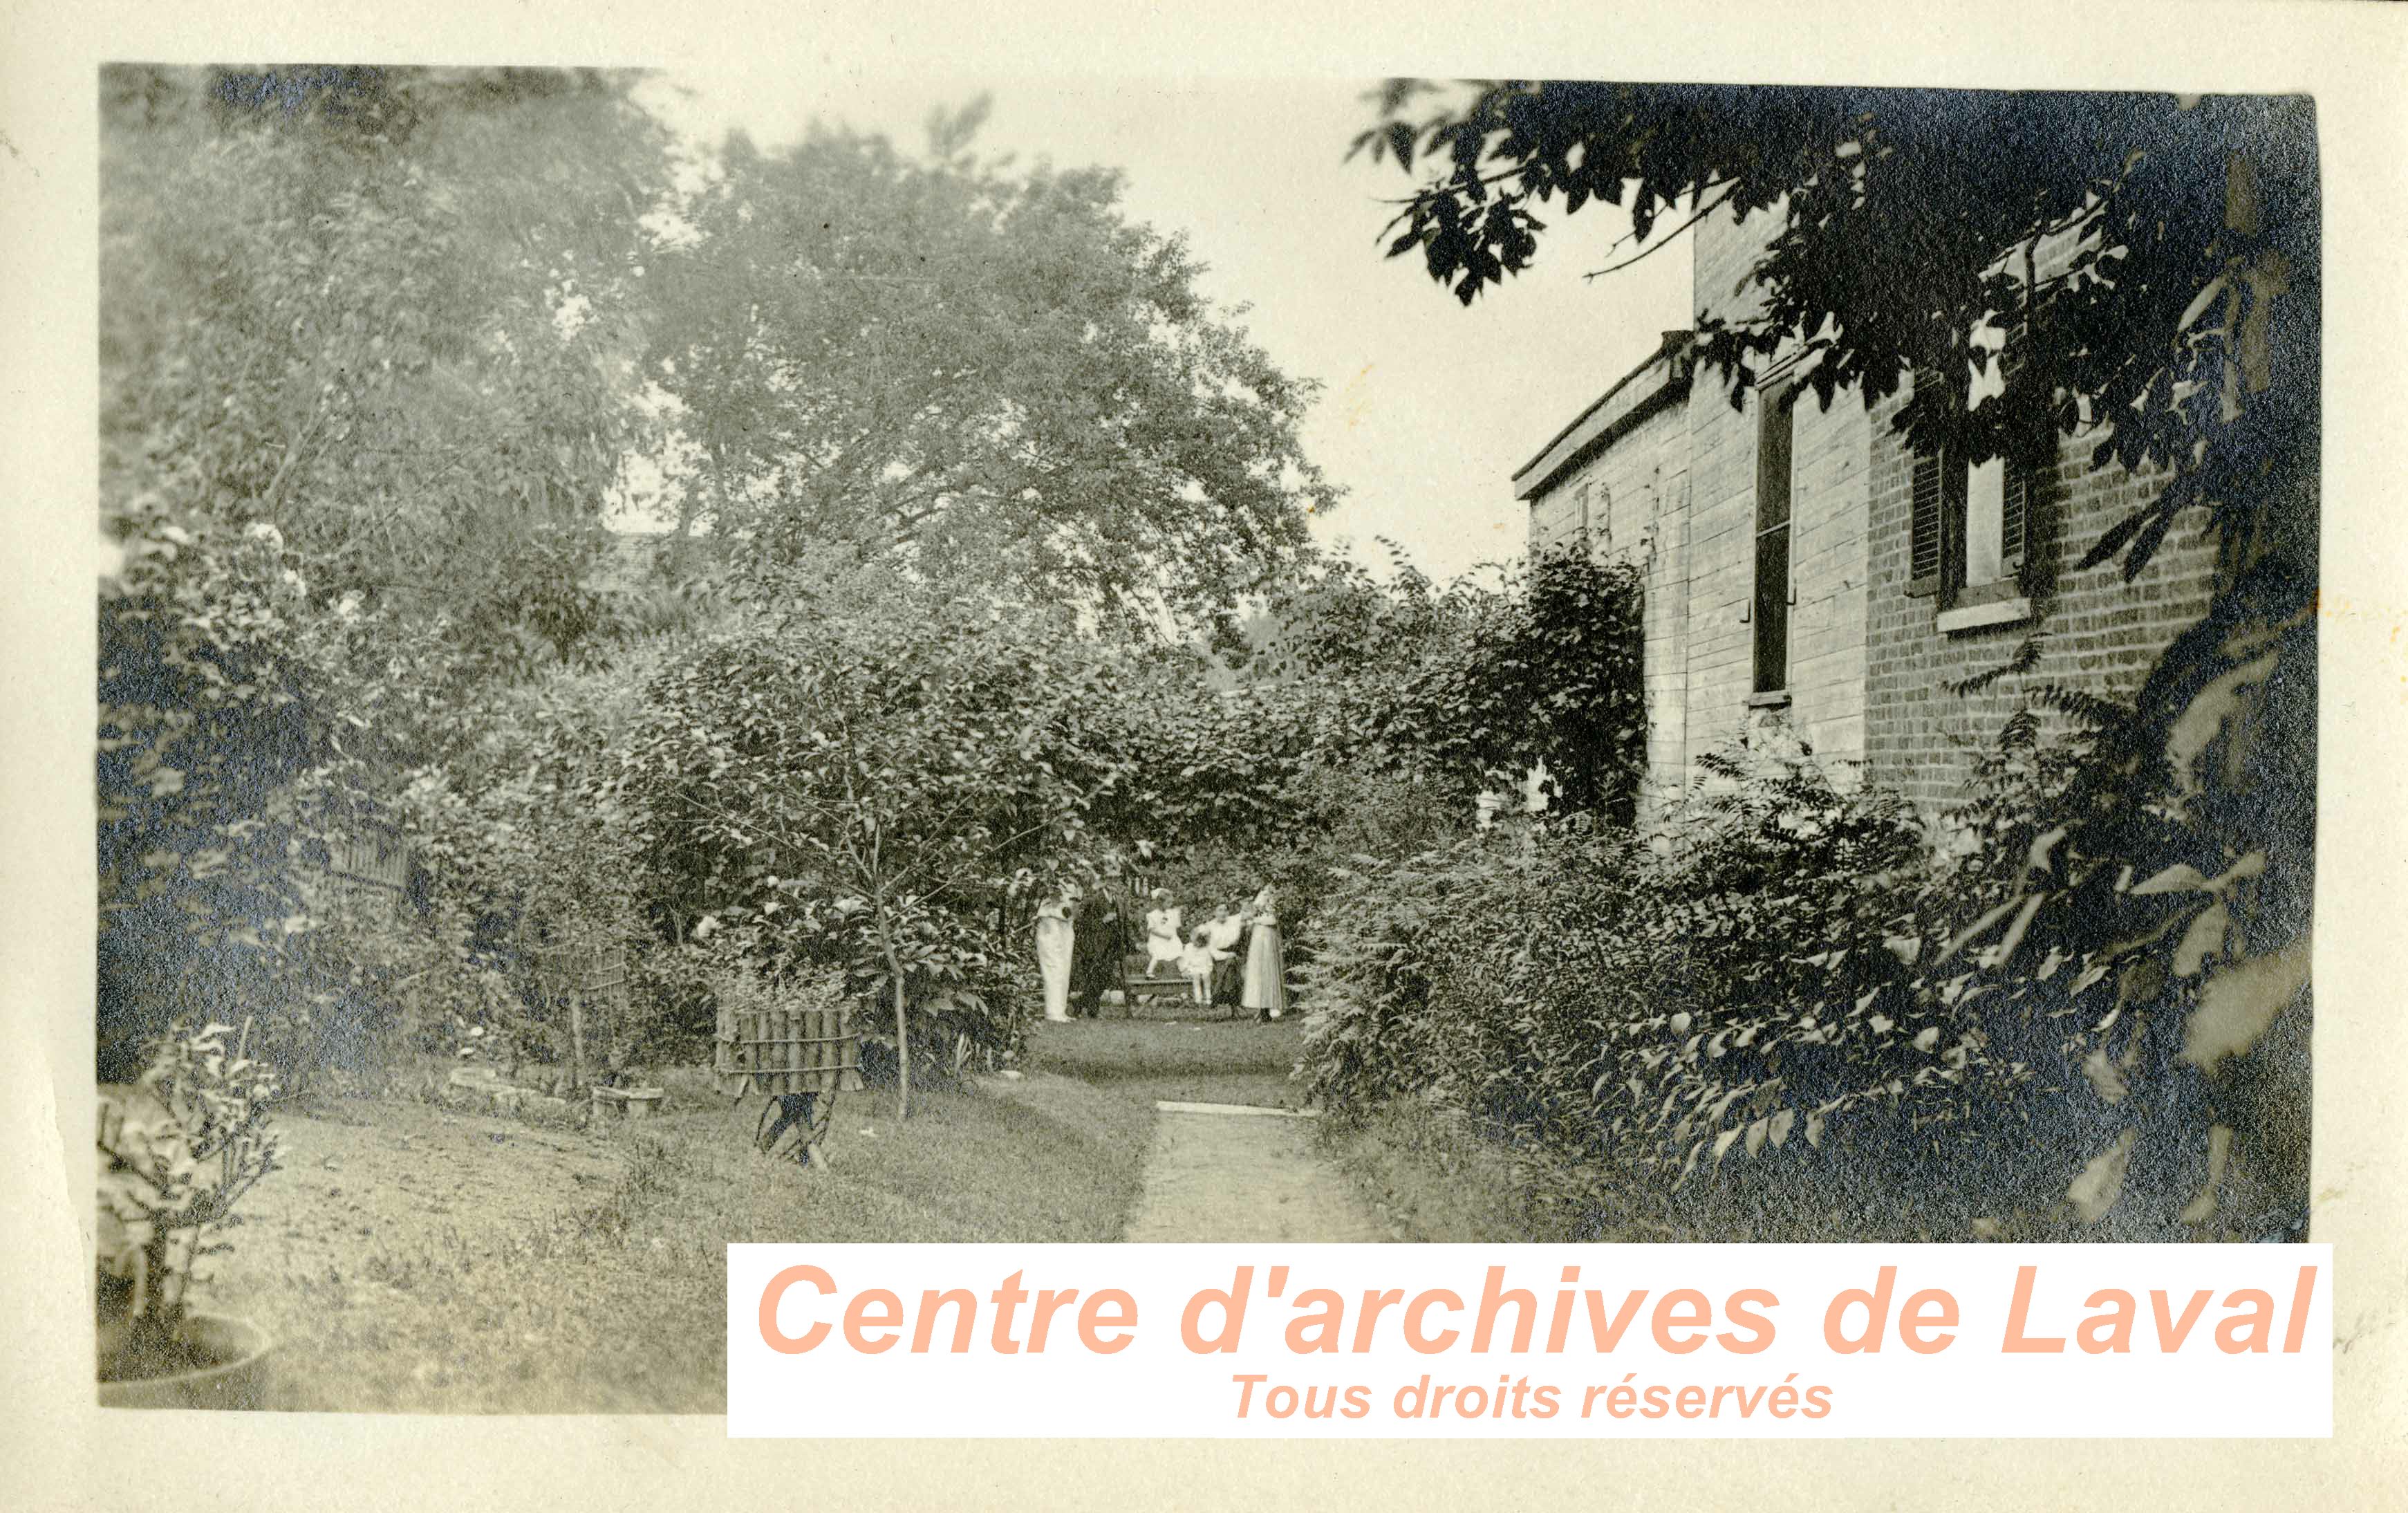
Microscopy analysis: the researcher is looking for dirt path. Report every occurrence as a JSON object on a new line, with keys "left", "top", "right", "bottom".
{"left": 1122, "top": 1106, "right": 1394, "bottom": 1242}
{"left": 1006, "top": 1014, "right": 1396, "bottom": 1241}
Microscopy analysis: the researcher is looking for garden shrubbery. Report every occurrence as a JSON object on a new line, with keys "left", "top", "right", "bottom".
{"left": 95, "top": 72, "right": 2307, "bottom": 1238}
{"left": 1300, "top": 701, "right": 2311, "bottom": 1241}
{"left": 1298, "top": 745, "right": 1976, "bottom": 1180}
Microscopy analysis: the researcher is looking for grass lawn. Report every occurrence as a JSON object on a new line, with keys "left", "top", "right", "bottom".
{"left": 1024, "top": 999, "right": 1309, "bottom": 1110}
{"left": 203, "top": 1063, "right": 1151, "bottom": 1413}
{"left": 1316, "top": 1102, "right": 2008, "bottom": 1245}
{"left": 1318, "top": 1104, "right": 1667, "bottom": 1245}
{"left": 1318, "top": 1100, "right": 2304, "bottom": 1245}
{"left": 169, "top": 996, "right": 1320, "bottom": 1412}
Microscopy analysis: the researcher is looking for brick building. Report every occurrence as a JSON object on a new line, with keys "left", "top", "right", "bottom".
{"left": 1516, "top": 206, "right": 2218, "bottom": 826}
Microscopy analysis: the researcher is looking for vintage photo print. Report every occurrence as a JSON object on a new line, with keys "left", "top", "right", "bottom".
{"left": 10, "top": 0, "right": 2405, "bottom": 1506}
{"left": 88, "top": 62, "right": 2316, "bottom": 1413}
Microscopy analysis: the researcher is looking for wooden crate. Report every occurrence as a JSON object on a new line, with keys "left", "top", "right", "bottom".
{"left": 713, "top": 1003, "right": 864, "bottom": 1097}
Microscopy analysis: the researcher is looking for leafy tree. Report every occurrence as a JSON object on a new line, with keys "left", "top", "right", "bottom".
{"left": 644, "top": 102, "right": 1340, "bottom": 627}
{"left": 97, "top": 506, "right": 344, "bottom": 1077}
{"left": 102, "top": 64, "right": 674, "bottom": 714}
{"left": 1355, "top": 82, "right": 2316, "bottom": 1227}
{"left": 1238, "top": 543, "right": 1648, "bottom": 822}
{"left": 97, "top": 66, "right": 683, "bottom": 1080}
{"left": 1376, "top": 547, "right": 1647, "bottom": 821}
{"left": 622, "top": 567, "right": 1135, "bottom": 1116}
{"left": 386, "top": 648, "right": 662, "bottom": 1086}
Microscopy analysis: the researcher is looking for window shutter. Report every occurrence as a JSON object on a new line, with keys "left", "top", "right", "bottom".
{"left": 1999, "top": 460, "right": 2029, "bottom": 575}
{"left": 1752, "top": 382, "right": 1797, "bottom": 694}
{"left": 1999, "top": 333, "right": 2031, "bottom": 578}
{"left": 1908, "top": 448, "right": 1945, "bottom": 597}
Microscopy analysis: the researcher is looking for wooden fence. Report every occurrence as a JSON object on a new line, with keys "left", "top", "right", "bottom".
{"left": 713, "top": 1003, "right": 864, "bottom": 1096}
{"left": 325, "top": 830, "right": 412, "bottom": 922}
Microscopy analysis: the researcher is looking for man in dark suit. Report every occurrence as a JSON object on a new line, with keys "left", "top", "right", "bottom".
{"left": 1067, "top": 885, "right": 1129, "bottom": 1019}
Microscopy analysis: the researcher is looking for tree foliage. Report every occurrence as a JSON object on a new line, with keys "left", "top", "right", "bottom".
{"left": 620, "top": 569, "right": 1137, "bottom": 1110}
{"left": 1356, "top": 84, "right": 2315, "bottom": 577}
{"left": 97, "top": 66, "right": 683, "bottom": 1081}
{"left": 1354, "top": 81, "right": 2317, "bottom": 1228}
{"left": 645, "top": 104, "right": 1339, "bottom": 624}
{"left": 1241, "top": 544, "right": 1648, "bottom": 821}
{"left": 96, "top": 68, "right": 1363, "bottom": 1105}
{"left": 103, "top": 65, "right": 673, "bottom": 702}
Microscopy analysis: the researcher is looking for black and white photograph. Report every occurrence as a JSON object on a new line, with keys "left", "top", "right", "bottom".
{"left": 8, "top": 0, "right": 2399, "bottom": 1500}
{"left": 79, "top": 62, "right": 2324, "bottom": 1419}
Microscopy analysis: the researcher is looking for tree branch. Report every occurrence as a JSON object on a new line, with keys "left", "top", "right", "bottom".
{"left": 1583, "top": 185, "right": 1735, "bottom": 281}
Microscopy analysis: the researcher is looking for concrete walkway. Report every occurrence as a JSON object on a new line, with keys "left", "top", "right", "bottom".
{"left": 1121, "top": 1103, "right": 1394, "bottom": 1243}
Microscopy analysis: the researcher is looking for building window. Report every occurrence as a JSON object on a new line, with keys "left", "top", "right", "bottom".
{"left": 1907, "top": 320, "right": 2031, "bottom": 609}
{"left": 1753, "top": 379, "right": 1798, "bottom": 694}
{"left": 1571, "top": 480, "right": 1613, "bottom": 552}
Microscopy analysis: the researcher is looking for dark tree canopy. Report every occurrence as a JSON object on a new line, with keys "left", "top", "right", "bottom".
{"left": 1356, "top": 83, "right": 2317, "bottom": 591}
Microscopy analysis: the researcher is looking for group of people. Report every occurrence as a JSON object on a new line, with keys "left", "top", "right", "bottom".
{"left": 1152, "top": 887, "right": 1287, "bottom": 1019}
{"left": 1032, "top": 880, "right": 1287, "bottom": 1023}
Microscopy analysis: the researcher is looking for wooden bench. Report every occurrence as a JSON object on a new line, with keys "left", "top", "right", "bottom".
{"left": 1113, "top": 951, "right": 1197, "bottom": 1001}
{"left": 1123, "top": 974, "right": 1199, "bottom": 1000}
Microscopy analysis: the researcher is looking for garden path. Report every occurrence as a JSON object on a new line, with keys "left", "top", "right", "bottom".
{"left": 1013, "top": 1010, "right": 1397, "bottom": 1243}
{"left": 1121, "top": 1104, "right": 1392, "bottom": 1242}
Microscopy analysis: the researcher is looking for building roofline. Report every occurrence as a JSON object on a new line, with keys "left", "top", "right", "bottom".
{"left": 1511, "top": 330, "right": 1695, "bottom": 501}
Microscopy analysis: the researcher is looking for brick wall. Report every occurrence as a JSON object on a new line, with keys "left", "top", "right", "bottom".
{"left": 1682, "top": 206, "right": 1872, "bottom": 786}
{"left": 1518, "top": 205, "right": 2217, "bottom": 828}
{"left": 1860, "top": 220, "right": 2221, "bottom": 822}
{"left": 1862, "top": 387, "right": 2219, "bottom": 819}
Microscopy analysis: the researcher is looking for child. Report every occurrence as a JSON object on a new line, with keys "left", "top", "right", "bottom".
{"left": 1179, "top": 927, "right": 1216, "bottom": 1007}
{"left": 1143, "top": 889, "right": 1185, "bottom": 976}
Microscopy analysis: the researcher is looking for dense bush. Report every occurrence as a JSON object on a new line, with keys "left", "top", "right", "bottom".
{"left": 1299, "top": 747, "right": 1970, "bottom": 1162}
{"left": 1123, "top": 543, "right": 1648, "bottom": 972}
{"left": 1241, "top": 544, "right": 1648, "bottom": 824}
{"left": 1374, "top": 548, "right": 1648, "bottom": 822}
{"left": 97, "top": 503, "right": 352, "bottom": 1079}
{"left": 1296, "top": 715, "right": 2302, "bottom": 1238}
{"left": 619, "top": 575, "right": 1142, "bottom": 1104}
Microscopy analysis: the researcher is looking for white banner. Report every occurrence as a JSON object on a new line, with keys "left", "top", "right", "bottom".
{"left": 727, "top": 1243, "right": 2331, "bottom": 1438}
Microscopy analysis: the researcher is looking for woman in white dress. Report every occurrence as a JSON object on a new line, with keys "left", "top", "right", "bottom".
{"left": 1240, "top": 884, "right": 1287, "bottom": 1021}
{"left": 1034, "top": 885, "right": 1076, "bottom": 1023}
{"left": 1142, "top": 889, "right": 1185, "bottom": 976}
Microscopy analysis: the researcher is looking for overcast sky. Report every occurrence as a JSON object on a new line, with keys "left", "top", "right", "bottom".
{"left": 633, "top": 72, "right": 1695, "bottom": 587}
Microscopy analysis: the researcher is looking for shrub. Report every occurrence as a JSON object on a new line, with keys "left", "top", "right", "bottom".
{"left": 97, "top": 505, "right": 347, "bottom": 1079}
{"left": 621, "top": 588, "right": 1132, "bottom": 1109}
{"left": 1298, "top": 740, "right": 2073, "bottom": 1227}
{"left": 1376, "top": 547, "right": 1649, "bottom": 822}
{"left": 1302, "top": 683, "right": 2311, "bottom": 1239}
{"left": 97, "top": 1021, "right": 283, "bottom": 1379}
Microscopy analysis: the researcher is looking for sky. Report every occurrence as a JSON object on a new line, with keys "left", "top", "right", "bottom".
{"left": 629, "top": 73, "right": 1695, "bottom": 588}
